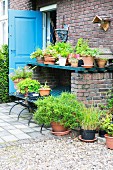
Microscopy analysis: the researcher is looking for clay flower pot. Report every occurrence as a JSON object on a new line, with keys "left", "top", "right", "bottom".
{"left": 105, "top": 134, "right": 113, "bottom": 149}
{"left": 39, "top": 88, "right": 51, "bottom": 96}
{"left": 82, "top": 56, "right": 94, "bottom": 66}
{"left": 51, "top": 122, "right": 70, "bottom": 136}
{"left": 96, "top": 58, "right": 107, "bottom": 68}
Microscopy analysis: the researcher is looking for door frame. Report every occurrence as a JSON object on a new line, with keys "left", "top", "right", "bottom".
{"left": 40, "top": 4, "right": 57, "bottom": 49}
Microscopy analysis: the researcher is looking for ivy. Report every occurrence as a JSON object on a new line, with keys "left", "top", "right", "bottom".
{"left": 0, "top": 44, "right": 9, "bottom": 103}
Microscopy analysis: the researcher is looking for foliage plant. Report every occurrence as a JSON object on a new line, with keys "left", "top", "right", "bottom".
{"left": 9, "top": 66, "right": 34, "bottom": 81}
{"left": 100, "top": 114, "right": 113, "bottom": 137}
{"left": 34, "top": 92, "right": 84, "bottom": 129}
{"left": 75, "top": 38, "right": 99, "bottom": 57}
{"left": 80, "top": 106, "right": 101, "bottom": 130}
{"left": 43, "top": 44, "right": 59, "bottom": 59}
{"left": 17, "top": 78, "right": 40, "bottom": 94}
{"left": 0, "top": 44, "right": 9, "bottom": 103}
{"left": 30, "top": 48, "right": 43, "bottom": 59}
{"left": 54, "top": 42, "right": 74, "bottom": 58}
{"left": 40, "top": 81, "right": 51, "bottom": 89}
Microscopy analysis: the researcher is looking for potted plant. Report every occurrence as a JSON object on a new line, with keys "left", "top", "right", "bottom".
{"left": 68, "top": 54, "right": 80, "bottom": 67}
{"left": 43, "top": 44, "right": 59, "bottom": 65}
{"left": 75, "top": 38, "right": 99, "bottom": 67}
{"left": 95, "top": 57, "right": 108, "bottom": 68}
{"left": 17, "top": 78, "right": 40, "bottom": 97}
{"left": 80, "top": 106, "right": 101, "bottom": 141}
{"left": 34, "top": 92, "right": 84, "bottom": 136}
{"left": 9, "top": 66, "right": 34, "bottom": 89}
{"left": 30, "top": 48, "right": 44, "bottom": 63}
{"left": 39, "top": 81, "right": 51, "bottom": 96}
{"left": 100, "top": 113, "right": 113, "bottom": 149}
{"left": 54, "top": 42, "right": 74, "bottom": 66}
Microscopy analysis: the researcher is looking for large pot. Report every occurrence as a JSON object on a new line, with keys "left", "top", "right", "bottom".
{"left": 82, "top": 56, "right": 94, "bottom": 66}
{"left": 105, "top": 134, "right": 113, "bottom": 149}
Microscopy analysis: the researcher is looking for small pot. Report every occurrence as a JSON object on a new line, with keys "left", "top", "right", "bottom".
{"left": 39, "top": 88, "right": 51, "bottom": 96}
{"left": 99, "top": 130, "right": 106, "bottom": 138}
{"left": 105, "top": 134, "right": 113, "bottom": 149}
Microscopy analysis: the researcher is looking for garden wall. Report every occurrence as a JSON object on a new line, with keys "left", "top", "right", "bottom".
{"left": 71, "top": 72, "right": 113, "bottom": 107}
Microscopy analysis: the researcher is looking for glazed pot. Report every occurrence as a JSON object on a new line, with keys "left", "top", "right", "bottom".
{"left": 81, "top": 129, "right": 96, "bottom": 140}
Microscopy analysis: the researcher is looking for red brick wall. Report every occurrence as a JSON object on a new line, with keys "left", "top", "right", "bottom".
{"left": 9, "top": 0, "right": 33, "bottom": 10}
{"left": 71, "top": 72, "right": 113, "bottom": 107}
{"left": 37, "top": 0, "right": 113, "bottom": 51}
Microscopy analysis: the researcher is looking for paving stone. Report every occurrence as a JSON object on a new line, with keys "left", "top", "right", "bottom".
{"left": 27, "top": 132, "right": 42, "bottom": 138}
{"left": 1, "top": 135, "right": 18, "bottom": 142}
{"left": 0, "top": 122, "right": 11, "bottom": 127}
{"left": 0, "top": 127, "right": 4, "bottom": 131}
{"left": 8, "top": 129, "right": 24, "bottom": 135}
{"left": 21, "top": 128, "right": 35, "bottom": 133}
{"left": 0, "top": 138, "right": 5, "bottom": 143}
{"left": 0, "top": 130, "right": 12, "bottom": 137}
{"left": 14, "top": 124, "right": 28, "bottom": 129}
{"left": 15, "top": 133, "right": 31, "bottom": 140}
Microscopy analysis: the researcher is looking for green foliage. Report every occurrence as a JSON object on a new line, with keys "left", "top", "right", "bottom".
{"left": 0, "top": 44, "right": 9, "bottom": 103}
{"left": 17, "top": 78, "right": 40, "bottom": 94}
{"left": 30, "top": 48, "right": 43, "bottom": 59}
{"left": 80, "top": 106, "right": 101, "bottom": 130}
{"left": 43, "top": 44, "right": 59, "bottom": 59}
{"left": 40, "top": 81, "right": 50, "bottom": 89}
{"left": 54, "top": 42, "right": 74, "bottom": 58}
{"left": 75, "top": 38, "right": 99, "bottom": 57}
{"left": 100, "top": 114, "right": 113, "bottom": 137}
{"left": 34, "top": 92, "right": 84, "bottom": 129}
{"left": 9, "top": 66, "right": 34, "bottom": 81}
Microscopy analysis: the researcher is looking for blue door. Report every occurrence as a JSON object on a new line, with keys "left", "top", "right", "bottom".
{"left": 9, "top": 9, "right": 42, "bottom": 93}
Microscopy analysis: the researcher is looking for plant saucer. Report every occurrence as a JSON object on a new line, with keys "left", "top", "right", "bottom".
{"left": 81, "top": 65, "right": 94, "bottom": 68}
{"left": 78, "top": 135, "right": 97, "bottom": 142}
{"left": 51, "top": 130, "right": 71, "bottom": 136}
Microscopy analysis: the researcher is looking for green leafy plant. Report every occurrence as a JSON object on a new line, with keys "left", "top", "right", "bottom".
{"left": 75, "top": 38, "right": 99, "bottom": 57}
{"left": 43, "top": 44, "right": 59, "bottom": 59}
{"left": 9, "top": 66, "right": 34, "bottom": 81}
{"left": 54, "top": 42, "right": 74, "bottom": 58}
{"left": 34, "top": 92, "right": 84, "bottom": 129}
{"left": 100, "top": 114, "right": 113, "bottom": 137}
{"left": 40, "top": 81, "right": 50, "bottom": 89}
{"left": 80, "top": 106, "right": 101, "bottom": 130}
{"left": 17, "top": 78, "right": 40, "bottom": 94}
{"left": 30, "top": 48, "right": 43, "bottom": 59}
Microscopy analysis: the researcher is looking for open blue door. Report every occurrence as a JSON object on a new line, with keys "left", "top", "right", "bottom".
{"left": 9, "top": 9, "right": 42, "bottom": 93}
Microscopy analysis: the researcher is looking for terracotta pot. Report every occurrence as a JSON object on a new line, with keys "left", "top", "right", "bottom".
{"left": 71, "top": 63, "right": 78, "bottom": 67}
{"left": 44, "top": 57, "right": 55, "bottom": 62}
{"left": 51, "top": 122, "right": 67, "bottom": 132}
{"left": 105, "top": 134, "right": 113, "bottom": 149}
{"left": 37, "top": 57, "right": 44, "bottom": 63}
{"left": 39, "top": 88, "right": 51, "bottom": 96}
{"left": 13, "top": 78, "right": 24, "bottom": 89}
{"left": 96, "top": 59, "right": 107, "bottom": 68}
{"left": 82, "top": 56, "right": 94, "bottom": 66}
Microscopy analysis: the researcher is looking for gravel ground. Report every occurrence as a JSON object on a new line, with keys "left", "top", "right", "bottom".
{"left": 0, "top": 137, "right": 113, "bottom": 170}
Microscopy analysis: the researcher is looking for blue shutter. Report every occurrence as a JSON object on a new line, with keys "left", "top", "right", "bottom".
{"left": 9, "top": 9, "right": 42, "bottom": 93}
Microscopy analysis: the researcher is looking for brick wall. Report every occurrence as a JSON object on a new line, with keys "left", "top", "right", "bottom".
{"left": 71, "top": 72, "right": 113, "bottom": 107}
{"left": 33, "top": 67, "right": 71, "bottom": 88}
{"left": 37, "top": 0, "right": 113, "bottom": 51}
{"left": 9, "top": 0, "right": 33, "bottom": 10}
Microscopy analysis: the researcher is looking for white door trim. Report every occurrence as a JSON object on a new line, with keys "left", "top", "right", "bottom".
{"left": 40, "top": 4, "right": 57, "bottom": 12}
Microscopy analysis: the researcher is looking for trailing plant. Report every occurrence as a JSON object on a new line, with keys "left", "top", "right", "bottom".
{"left": 17, "top": 78, "right": 40, "bottom": 94}
{"left": 34, "top": 92, "right": 84, "bottom": 129}
{"left": 0, "top": 44, "right": 9, "bottom": 103}
{"left": 43, "top": 44, "right": 59, "bottom": 59}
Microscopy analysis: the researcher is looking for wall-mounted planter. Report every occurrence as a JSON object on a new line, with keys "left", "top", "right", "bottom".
{"left": 55, "top": 28, "right": 68, "bottom": 42}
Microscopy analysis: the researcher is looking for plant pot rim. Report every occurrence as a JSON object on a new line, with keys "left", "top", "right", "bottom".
{"left": 105, "top": 134, "right": 113, "bottom": 138}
